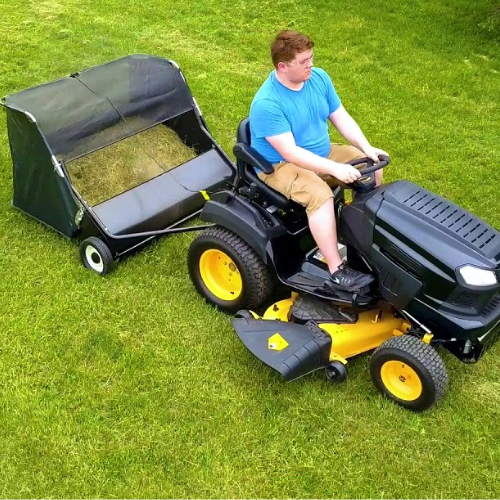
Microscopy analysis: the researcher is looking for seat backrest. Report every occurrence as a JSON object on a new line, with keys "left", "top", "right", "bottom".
{"left": 235, "top": 117, "right": 292, "bottom": 210}
{"left": 237, "top": 117, "right": 251, "bottom": 146}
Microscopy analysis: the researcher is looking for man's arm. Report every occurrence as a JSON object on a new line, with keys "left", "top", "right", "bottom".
{"left": 266, "top": 132, "right": 362, "bottom": 184}
{"left": 329, "top": 105, "right": 387, "bottom": 162}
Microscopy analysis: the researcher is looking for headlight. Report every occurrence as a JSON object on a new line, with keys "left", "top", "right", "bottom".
{"left": 459, "top": 265, "right": 497, "bottom": 286}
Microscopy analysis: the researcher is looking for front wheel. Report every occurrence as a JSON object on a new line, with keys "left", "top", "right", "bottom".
{"left": 370, "top": 335, "right": 448, "bottom": 411}
{"left": 188, "top": 226, "right": 274, "bottom": 313}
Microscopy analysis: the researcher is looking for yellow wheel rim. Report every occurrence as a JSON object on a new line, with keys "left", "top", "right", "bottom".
{"left": 380, "top": 360, "right": 423, "bottom": 401}
{"left": 199, "top": 249, "right": 243, "bottom": 301}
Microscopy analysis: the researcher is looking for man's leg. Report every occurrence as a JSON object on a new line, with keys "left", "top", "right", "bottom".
{"left": 258, "top": 163, "right": 374, "bottom": 292}
{"left": 308, "top": 198, "right": 343, "bottom": 273}
{"left": 258, "top": 163, "right": 343, "bottom": 272}
{"left": 306, "top": 187, "right": 374, "bottom": 292}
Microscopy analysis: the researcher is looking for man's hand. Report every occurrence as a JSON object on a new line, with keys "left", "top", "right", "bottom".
{"left": 363, "top": 146, "right": 389, "bottom": 164}
{"left": 330, "top": 163, "right": 362, "bottom": 184}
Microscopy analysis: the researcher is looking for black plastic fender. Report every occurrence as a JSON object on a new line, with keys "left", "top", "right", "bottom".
{"left": 199, "top": 190, "right": 286, "bottom": 265}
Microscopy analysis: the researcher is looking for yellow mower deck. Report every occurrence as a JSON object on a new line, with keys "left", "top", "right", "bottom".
{"left": 261, "top": 296, "right": 411, "bottom": 364}
{"left": 232, "top": 295, "right": 411, "bottom": 382}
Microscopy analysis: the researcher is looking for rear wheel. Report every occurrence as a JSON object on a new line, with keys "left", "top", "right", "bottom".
{"left": 188, "top": 226, "right": 274, "bottom": 313}
{"left": 370, "top": 335, "right": 448, "bottom": 411}
{"left": 79, "top": 237, "right": 114, "bottom": 276}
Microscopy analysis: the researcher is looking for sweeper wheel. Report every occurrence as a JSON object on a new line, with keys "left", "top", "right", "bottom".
{"left": 79, "top": 237, "right": 114, "bottom": 276}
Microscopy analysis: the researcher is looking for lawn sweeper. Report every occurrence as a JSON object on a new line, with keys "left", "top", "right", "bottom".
{"left": 2, "top": 54, "right": 235, "bottom": 274}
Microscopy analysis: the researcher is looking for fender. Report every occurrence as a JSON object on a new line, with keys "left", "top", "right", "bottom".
{"left": 199, "top": 190, "right": 286, "bottom": 265}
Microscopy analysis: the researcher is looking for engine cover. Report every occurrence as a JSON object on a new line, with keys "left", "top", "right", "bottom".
{"left": 340, "top": 180, "right": 500, "bottom": 342}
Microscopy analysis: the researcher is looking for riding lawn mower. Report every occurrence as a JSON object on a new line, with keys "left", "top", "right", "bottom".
{"left": 187, "top": 117, "right": 500, "bottom": 412}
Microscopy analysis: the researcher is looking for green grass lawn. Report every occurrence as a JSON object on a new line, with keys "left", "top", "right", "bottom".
{"left": 1, "top": 0, "right": 500, "bottom": 498}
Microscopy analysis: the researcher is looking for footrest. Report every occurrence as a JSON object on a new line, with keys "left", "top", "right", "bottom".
{"left": 290, "top": 296, "right": 357, "bottom": 324}
{"left": 285, "top": 271, "right": 376, "bottom": 307}
{"left": 232, "top": 315, "right": 332, "bottom": 381}
{"left": 287, "top": 271, "right": 324, "bottom": 289}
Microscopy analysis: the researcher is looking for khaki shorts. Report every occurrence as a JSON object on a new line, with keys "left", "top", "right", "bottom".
{"left": 257, "top": 144, "right": 365, "bottom": 216}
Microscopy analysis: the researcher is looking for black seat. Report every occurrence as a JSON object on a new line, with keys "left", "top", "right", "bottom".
{"left": 233, "top": 117, "right": 292, "bottom": 210}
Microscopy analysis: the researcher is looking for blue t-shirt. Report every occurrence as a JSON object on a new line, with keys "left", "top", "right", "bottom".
{"left": 249, "top": 67, "right": 341, "bottom": 164}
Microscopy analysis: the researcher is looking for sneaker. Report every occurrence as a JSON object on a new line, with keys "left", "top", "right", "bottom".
{"left": 325, "top": 262, "right": 375, "bottom": 293}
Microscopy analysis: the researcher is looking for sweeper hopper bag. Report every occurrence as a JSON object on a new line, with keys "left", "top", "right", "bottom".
{"left": 2, "top": 54, "right": 236, "bottom": 275}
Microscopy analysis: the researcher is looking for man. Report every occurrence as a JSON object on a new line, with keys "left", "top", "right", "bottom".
{"left": 249, "top": 30, "right": 388, "bottom": 293}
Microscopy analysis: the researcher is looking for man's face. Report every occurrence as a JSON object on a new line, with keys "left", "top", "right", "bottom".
{"left": 280, "top": 49, "right": 314, "bottom": 82}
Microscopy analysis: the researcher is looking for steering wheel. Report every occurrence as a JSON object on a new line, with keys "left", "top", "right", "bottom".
{"left": 347, "top": 154, "right": 390, "bottom": 188}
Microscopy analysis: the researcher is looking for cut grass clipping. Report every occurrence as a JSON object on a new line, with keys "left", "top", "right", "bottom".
{"left": 66, "top": 123, "right": 197, "bottom": 206}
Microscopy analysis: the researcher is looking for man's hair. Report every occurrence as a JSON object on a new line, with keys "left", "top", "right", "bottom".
{"left": 271, "top": 30, "right": 314, "bottom": 68}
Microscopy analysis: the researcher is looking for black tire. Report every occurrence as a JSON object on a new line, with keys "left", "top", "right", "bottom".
{"left": 187, "top": 226, "right": 274, "bottom": 313}
{"left": 370, "top": 335, "right": 448, "bottom": 411}
{"left": 325, "top": 361, "right": 348, "bottom": 383}
{"left": 79, "top": 237, "right": 114, "bottom": 276}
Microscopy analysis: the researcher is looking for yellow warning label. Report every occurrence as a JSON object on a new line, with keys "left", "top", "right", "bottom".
{"left": 268, "top": 333, "right": 289, "bottom": 351}
{"left": 200, "top": 190, "right": 210, "bottom": 200}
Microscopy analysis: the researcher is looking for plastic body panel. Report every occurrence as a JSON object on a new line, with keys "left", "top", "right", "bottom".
{"left": 340, "top": 180, "right": 500, "bottom": 345}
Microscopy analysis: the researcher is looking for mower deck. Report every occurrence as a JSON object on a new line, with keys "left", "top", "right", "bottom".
{"left": 232, "top": 296, "right": 411, "bottom": 382}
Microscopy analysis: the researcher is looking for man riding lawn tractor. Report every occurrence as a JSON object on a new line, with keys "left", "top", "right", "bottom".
{"left": 187, "top": 31, "right": 500, "bottom": 412}
{"left": 249, "top": 30, "right": 388, "bottom": 294}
